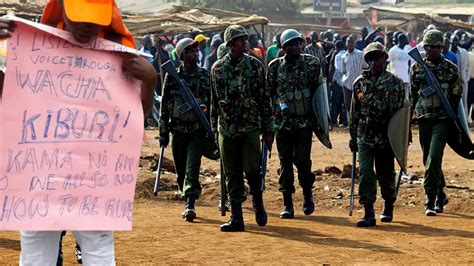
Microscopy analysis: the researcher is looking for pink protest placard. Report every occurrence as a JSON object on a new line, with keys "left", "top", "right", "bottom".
{"left": 0, "top": 17, "right": 144, "bottom": 230}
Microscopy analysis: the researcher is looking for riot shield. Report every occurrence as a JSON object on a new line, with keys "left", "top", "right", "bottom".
{"left": 388, "top": 105, "right": 411, "bottom": 173}
{"left": 312, "top": 78, "right": 332, "bottom": 149}
{"left": 447, "top": 100, "right": 474, "bottom": 160}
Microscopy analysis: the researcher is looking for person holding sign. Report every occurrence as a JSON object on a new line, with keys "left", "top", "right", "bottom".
{"left": 159, "top": 38, "right": 211, "bottom": 222}
{"left": 0, "top": 0, "right": 156, "bottom": 265}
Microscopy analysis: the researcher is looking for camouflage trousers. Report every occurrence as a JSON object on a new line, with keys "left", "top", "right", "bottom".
{"left": 171, "top": 130, "right": 205, "bottom": 199}
{"left": 358, "top": 144, "right": 396, "bottom": 205}
{"left": 276, "top": 126, "right": 315, "bottom": 194}
{"left": 418, "top": 118, "right": 449, "bottom": 197}
{"left": 219, "top": 130, "right": 262, "bottom": 203}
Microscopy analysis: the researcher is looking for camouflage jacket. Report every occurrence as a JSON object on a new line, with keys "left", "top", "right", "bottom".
{"left": 159, "top": 65, "right": 210, "bottom": 134}
{"left": 350, "top": 70, "right": 405, "bottom": 148}
{"left": 410, "top": 58, "right": 462, "bottom": 120}
{"left": 210, "top": 53, "right": 274, "bottom": 137}
{"left": 268, "top": 54, "right": 321, "bottom": 131}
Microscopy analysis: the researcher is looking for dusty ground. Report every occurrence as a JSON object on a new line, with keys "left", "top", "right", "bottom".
{"left": 1, "top": 127, "right": 473, "bottom": 264}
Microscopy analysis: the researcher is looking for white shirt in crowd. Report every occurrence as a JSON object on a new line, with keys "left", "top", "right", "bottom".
{"left": 342, "top": 49, "right": 366, "bottom": 90}
{"left": 388, "top": 45, "right": 412, "bottom": 83}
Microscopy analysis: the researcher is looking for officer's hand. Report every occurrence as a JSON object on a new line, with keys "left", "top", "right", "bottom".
{"left": 262, "top": 133, "right": 274, "bottom": 152}
{"left": 349, "top": 139, "right": 358, "bottom": 152}
{"left": 159, "top": 133, "right": 169, "bottom": 148}
{"left": 0, "top": 19, "right": 16, "bottom": 40}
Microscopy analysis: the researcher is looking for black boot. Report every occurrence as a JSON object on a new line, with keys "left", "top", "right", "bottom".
{"left": 183, "top": 196, "right": 196, "bottom": 222}
{"left": 435, "top": 190, "right": 448, "bottom": 213}
{"left": 425, "top": 195, "right": 437, "bottom": 216}
{"left": 279, "top": 193, "right": 294, "bottom": 219}
{"left": 303, "top": 188, "right": 315, "bottom": 215}
{"left": 357, "top": 203, "right": 376, "bottom": 227}
{"left": 220, "top": 202, "right": 245, "bottom": 232}
{"left": 380, "top": 201, "right": 394, "bottom": 222}
{"left": 252, "top": 193, "right": 267, "bottom": 226}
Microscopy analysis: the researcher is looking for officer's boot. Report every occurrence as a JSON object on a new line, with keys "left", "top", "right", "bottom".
{"left": 302, "top": 188, "right": 315, "bottom": 215}
{"left": 425, "top": 194, "right": 437, "bottom": 216}
{"left": 220, "top": 201, "right": 245, "bottom": 232}
{"left": 357, "top": 203, "right": 376, "bottom": 227}
{"left": 252, "top": 193, "right": 267, "bottom": 226}
{"left": 435, "top": 190, "right": 448, "bottom": 213}
{"left": 279, "top": 193, "right": 294, "bottom": 219}
{"left": 380, "top": 200, "right": 394, "bottom": 222}
{"left": 183, "top": 196, "right": 196, "bottom": 222}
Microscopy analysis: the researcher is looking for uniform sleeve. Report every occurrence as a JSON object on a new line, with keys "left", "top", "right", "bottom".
{"left": 447, "top": 64, "right": 462, "bottom": 114}
{"left": 210, "top": 65, "right": 219, "bottom": 132}
{"left": 257, "top": 61, "right": 274, "bottom": 133}
{"left": 158, "top": 73, "right": 173, "bottom": 134}
{"left": 349, "top": 81, "right": 361, "bottom": 142}
{"left": 309, "top": 56, "right": 322, "bottom": 95}
{"left": 409, "top": 64, "right": 419, "bottom": 118}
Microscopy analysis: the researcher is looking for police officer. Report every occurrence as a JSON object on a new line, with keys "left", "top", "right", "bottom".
{"left": 210, "top": 25, "right": 274, "bottom": 232}
{"left": 268, "top": 29, "right": 321, "bottom": 219}
{"left": 410, "top": 30, "right": 462, "bottom": 216}
{"left": 159, "top": 38, "right": 211, "bottom": 222}
{"left": 350, "top": 42, "right": 405, "bottom": 227}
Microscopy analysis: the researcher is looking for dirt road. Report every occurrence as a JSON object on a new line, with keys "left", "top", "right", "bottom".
{"left": 1, "top": 128, "right": 473, "bottom": 264}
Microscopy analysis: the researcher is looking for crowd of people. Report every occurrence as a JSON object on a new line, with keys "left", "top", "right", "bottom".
{"left": 142, "top": 25, "right": 473, "bottom": 130}
{"left": 0, "top": 0, "right": 473, "bottom": 264}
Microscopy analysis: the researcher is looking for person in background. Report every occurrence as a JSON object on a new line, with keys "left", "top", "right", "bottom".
{"left": 355, "top": 27, "right": 368, "bottom": 51}
{"left": 451, "top": 34, "right": 471, "bottom": 115}
{"left": 331, "top": 40, "right": 347, "bottom": 127}
{"left": 388, "top": 33, "right": 412, "bottom": 88}
{"left": 342, "top": 36, "right": 366, "bottom": 118}
{"left": 266, "top": 33, "right": 281, "bottom": 64}
{"left": 249, "top": 33, "right": 264, "bottom": 62}
{"left": 195, "top": 33, "right": 209, "bottom": 67}
{"left": 442, "top": 36, "right": 458, "bottom": 65}
{"left": 140, "top": 34, "right": 154, "bottom": 62}
{"left": 304, "top": 31, "right": 326, "bottom": 76}
{"left": 203, "top": 34, "right": 223, "bottom": 71}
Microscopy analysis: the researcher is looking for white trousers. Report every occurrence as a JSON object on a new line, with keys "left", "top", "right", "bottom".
{"left": 20, "top": 231, "right": 115, "bottom": 266}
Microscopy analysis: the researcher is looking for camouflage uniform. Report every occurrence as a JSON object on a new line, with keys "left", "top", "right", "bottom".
{"left": 268, "top": 54, "right": 320, "bottom": 195}
{"left": 159, "top": 64, "right": 211, "bottom": 199}
{"left": 350, "top": 70, "right": 405, "bottom": 206}
{"left": 410, "top": 37, "right": 462, "bottom": 209}
{"left": 210, "top": 52, "right": 273, "bottom": 203}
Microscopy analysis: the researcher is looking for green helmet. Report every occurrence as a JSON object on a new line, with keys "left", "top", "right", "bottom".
{"left": 423, "top": 29, "right": 443, "bottom": 46}
{"left": 217, "top": 43, "right": 229, "bottom": 59}
{"left": 224, "top": 25, "right": 248, "bottom": 46}
{"left": 280, "top": 29, "right": 303, "bottom": 48}
{"left": 363, "top": 41, "right": 387, "bottom": 61}
{"left": 176, "top": 37, "right": 197, "bottom": 59}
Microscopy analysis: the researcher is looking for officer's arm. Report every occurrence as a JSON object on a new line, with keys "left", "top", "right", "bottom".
{"left": 448, "top": 65, "right": 462, "bottom": 113}
{"left": 158, "top": 73, "right": 172, "bottom": 134}
{"left": 409, "top": 64, "right": 419, "bottom": 118}
{"left": 258, "top": 61, "right": 274, "bottom": 134}
{"left": 349, "top": 82, "right": 361, "bottom": 142}
{"left": 210, "top": 66, "right": 219, "bottom": 132}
